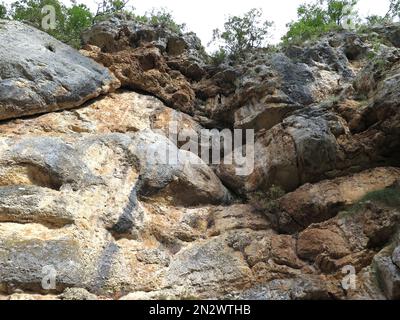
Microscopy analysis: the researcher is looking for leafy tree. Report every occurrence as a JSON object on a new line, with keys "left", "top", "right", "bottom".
{"left": 327, "top": 0, "right": 358, "bottom": 26}
{"left": 0, "top": 2, "right": 7, "bottom": 19}
{"left": 62, "top": 3, "right": 93, "bottom": 48}
{"left": 283, "top": 1, "right": 331, "bottom": 44}
{"left": 11, "top": 0, "right": 93, "bottom": 48}
{"left": 211, "top": 8, "right": 273, "bottom": 58}
{"left": 11, "top": 0, "right": 66, "bottom": 36}
{"left": 385, "top": 0, "right": 400, "bottom": 19}
{"left": 283, "top": 0, "right": 359, "bottom": 44}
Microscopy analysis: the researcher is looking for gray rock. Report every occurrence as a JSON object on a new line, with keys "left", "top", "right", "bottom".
{"left": 0, "top": 136, "right": 102, "bottom": 190}
{"left": 373, "top": 247, "right": 400, "bottom": 300}
{"left": 0, "top": 20, "right": 119, "bottom": 121}
{"left": 0, "top": 228, "right": 87, "bottom": 293}
{"left": 271, "top": 53, "right": 316, "bottom": 106}
{"left": 82, "top": 15, "right": 206, "bottom": 61}
{"left": 392, "top": 246, "right": 400, "bottom": 270}
{"left": 131, "top": 129, "right": 233, "bottom": 206}
{"left": 217, "top": 104, "right": 344, "bottom": 194}
{"left": 0, "top": 224, "right": 132, "bottom": 295}
{"left": 235, "top": 277, "right": 333, "bottom": 300}
{"left": 284, "top": 106, "right": 341, "bottom": 184}
{"left": 371, "top": 23, "right": 400, "bottom": 48}
{"left": 234, "top": 101, "right": 301, "bottom": 131}
{"left": 166, "top": 237, "right": 252, "bottom": 295}
{"left": 0, "top": 186, "right": 74, "bottom": 227}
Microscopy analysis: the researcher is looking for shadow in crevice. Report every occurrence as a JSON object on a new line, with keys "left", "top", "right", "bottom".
{"left": 108, "top": 185, "right": 140, "bottom": 240}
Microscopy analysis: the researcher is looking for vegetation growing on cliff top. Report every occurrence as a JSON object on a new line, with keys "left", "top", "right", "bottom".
{"left": 0, "top": 0, "right": 399, "bottom": 54}
{"left": 282, "top": 0, "right": 360, "bottom": 44}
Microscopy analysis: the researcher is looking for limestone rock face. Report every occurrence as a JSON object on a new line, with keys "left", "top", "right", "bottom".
{"left": 0, "top": 20, "right": 120, "bottom": 121}
{"left": 0, "top": 18, "right": 400, "bottom": 300}
{"left": 217, "top": 106, "right": 347, "bottom": 193}
{"left": 129, "top": 129, "right": 233, "bottom": 206}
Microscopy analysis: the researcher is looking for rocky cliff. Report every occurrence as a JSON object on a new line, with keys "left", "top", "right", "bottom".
{"left": 0, "top": 17, "right": 400, "bottom": 300}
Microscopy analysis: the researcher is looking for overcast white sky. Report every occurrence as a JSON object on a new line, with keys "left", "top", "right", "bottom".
{"left": 3, "top": 0, "right": 392, "bottom": 46}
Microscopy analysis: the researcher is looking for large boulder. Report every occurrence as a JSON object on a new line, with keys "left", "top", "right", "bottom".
{"left": 130, "top": 130, "right": 233, "bottom": 206}
{"left": 0, "top": 20, "right": 120, "bottom": 121}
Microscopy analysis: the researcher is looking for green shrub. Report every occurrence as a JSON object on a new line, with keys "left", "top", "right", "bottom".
{"left": 134, "top": 8, "right": 185, "bottom": 34}
{"left": 93, "top": 0, "right": 133, "bottom": 23}
{"left": 61, "top": 4, "right": 93, "bottom": 48}
{"left": 11, "top": 0, "right": 66, "bottom": 31}
{"left": 209, "top": 48, "right": 228, "bottom": 66}
{"left": 364, "top": 15, "right": 390, "bottom": 27}
{"left": 283, "top": 0, "right": 359, "bottom": 45}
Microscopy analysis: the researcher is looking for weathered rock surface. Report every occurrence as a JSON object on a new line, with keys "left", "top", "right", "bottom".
{"left": 373, "top": 245, "right": 400, "bottom": 300}
{"left": 0, "top": 90, "right": 201, "bottom": 144}
{"left": 81, "top": 45, "right": 195, "bottom": 113}
{"left": 0, "top": 18, "right": 400, "bottom": 300}
{"left": 0, "top": 20, "right": 120, "bottom": 121}
{"left": 275, "top": 167, "right": 400, "bottom": 233}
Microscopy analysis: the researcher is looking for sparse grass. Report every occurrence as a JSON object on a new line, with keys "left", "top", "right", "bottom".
{"left": 339, "top": 186, "right": 400, "bottom": 218}
{"left": 249, "top": 185, "right": 286, "bottom": 213}
{"left": 360, "top": 188, "right": 400, "bottom": 208}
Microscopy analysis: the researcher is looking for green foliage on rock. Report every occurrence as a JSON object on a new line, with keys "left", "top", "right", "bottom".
{"left": 210, "top": 8, "right": 273, "bottom": 59}
{"left": 359, "top": 188, "right": 400, "bottom": 209}
{"left": 133, "top": 8, "right": 185, "bottom": 34}
{"left": 209, "top": 48, "right": 228, "bottom": 66}
{"left": 8, "top": 1, "right": 184, "bottom": 48}
{"left": 93, "top": 0, "right": 132, "bottom": 23}
{"left": 283, "top": 0, "right": 359, "bottom": 44}
{"left": 340, "top": 185, "right": 400, "bottom": 218}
